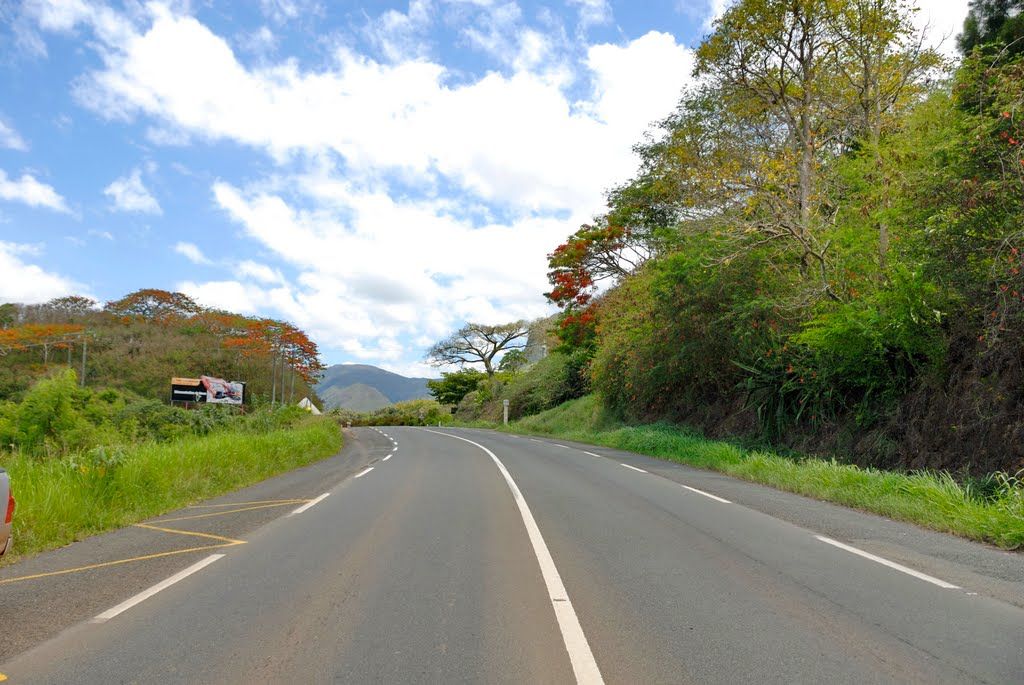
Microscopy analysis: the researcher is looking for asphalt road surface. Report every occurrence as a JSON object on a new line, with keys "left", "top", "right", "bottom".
{"left": 1, "top": 427, "right": 1022, "bottom": 684}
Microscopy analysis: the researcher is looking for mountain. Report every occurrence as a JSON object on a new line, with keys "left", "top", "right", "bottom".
{"left": 316, "top": 364, "right": 433, "bottom": 410}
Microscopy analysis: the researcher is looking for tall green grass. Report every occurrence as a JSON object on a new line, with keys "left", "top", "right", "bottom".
{"left": 1, "top": 417, "right": 342, "bottom": 561}
{"left": 511, "top": 395, "right": 1024, "bottom": 550}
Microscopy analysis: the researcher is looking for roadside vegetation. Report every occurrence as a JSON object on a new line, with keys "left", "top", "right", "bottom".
{"left": 333, "top": 398, "right": 454, "bottom": 427}
{"left": 434, "top": 2, "right": 1024, "bottom": 497}
{"left": 0, "top": 289, "right": 324, "bottom": 406}
{"left": 0, "top": 369, "right": 342, "bottom": 563}
{"left": 507, "top": 396, "right": 1024, "bottom": 550}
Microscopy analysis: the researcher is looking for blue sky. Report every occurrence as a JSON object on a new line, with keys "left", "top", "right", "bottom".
{"left": 0, "top": 0, "right": 968, "bottom": 376}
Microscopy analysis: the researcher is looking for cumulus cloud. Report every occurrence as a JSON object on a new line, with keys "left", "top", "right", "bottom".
{"left": 62, "top": 4, "right": 693, "bottom": 211}
{"left": 174, "top": 241, "right": 212, "bottom": 265}
{"left": 104, "top": 168, "right": 161, "bottom": 214}
{"left": 0, "top": 169, "right": 69, "bottom": 212}
{"left": 27, "top": 1, "right": 695, "bottom": 365}
{"left": 0, "top": 118, "right": 27, "bottom": 151}
{"left": 0, "top": 242, "right": 85, "bottom": 303}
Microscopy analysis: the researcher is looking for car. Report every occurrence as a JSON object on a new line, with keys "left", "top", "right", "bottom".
{"left": 1, "top": 467, "right": 13, "bottom": 557}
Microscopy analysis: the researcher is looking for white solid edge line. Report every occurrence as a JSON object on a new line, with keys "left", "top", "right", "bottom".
{"left": 93, "top": 554, "right": 225, "bottom": 623}
{"left": 421, "top": 428, "right": 604, "bottom": 685}
{"left": 354, "top": 466, "right": 375, "bottom": 479}
{"left": 620, "top": 463, "right": 647, "bottom": 473}
{"left": 815, "top": 536, "right": 960, "bottom": 589}
{"left": 289, "top": 492, "right": 330, "bottom": 516}
{"left": 681, "top": 484, "right": 731, "bottom": 504}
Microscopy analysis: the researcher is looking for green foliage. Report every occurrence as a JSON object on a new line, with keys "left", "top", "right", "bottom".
{"left": 497, "top": 349, "right": 528, "bottom": 375}
{"left": 336, "top": 399, "right": 454, "bottom": 427}
{"left": 509, "top": 396, "right": 1024, "bottom": 549}
{"left": 959, "top": 0, "right": 1024, "bottom": 57}
{"left": 503, "top": 350, "right": 591, "bottom": 420}
{"left": 427, "top": 369, "right": 485, "bottom": 405}
{"left": 591, "top": 242, "right": 779, "bottom": 422}
{"left": 0, "top": 370, "right": 308, "bottom": 459}
{"left": 3, "top": 419, "right": 341, "bottom": 560}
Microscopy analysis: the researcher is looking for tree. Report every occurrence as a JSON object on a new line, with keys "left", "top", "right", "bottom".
{"left": 105, "top": 289, "right": 201, "bottom": 321}
{"left": 959, "top": 0, "right": 1024, "bottom": 57}
{"left": 426, "top": 321, "right": 531, "bottom": 377}
{"left": 697, "top": 0, "right": 838, "bottom": 294}
{"left": 827, "top": 0, "right": 940, "bottom": 274}
{"left": 427, "top": 368, "right": 486, "bottom": 405}
{"left": 545, "top": 219, "right": 652, "bottom": 310}
{"left": 46, "top": 295, "right": 97, "bottom": 316}
{"left": 498, "top": 348, "right": 529, "bottom": 375}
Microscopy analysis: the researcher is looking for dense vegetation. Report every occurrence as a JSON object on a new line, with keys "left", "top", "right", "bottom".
{"left": 507, "top": 396, "right": 1024, "bottom": 549}
{"left": 533, "top": 0, "right": 1024, "bottom": 477}
{"left": 0, "top": 289, "right": 323, "bottom": 406}
{"left": 334, "top": 398, "right": 455, "bottom": 427}
{"left": 0, "top": 370, "right": 342, "bottom": 561}
{"left": 0, "top": 292, "right": 336, "bottom": 560}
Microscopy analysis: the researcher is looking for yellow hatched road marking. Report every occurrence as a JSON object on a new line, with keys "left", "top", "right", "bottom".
{"left": 133, "top": 523, "right": 246, "bottom": 546}
{"left": 0, "top": 524, "right": 245, "bottom": 586}
{"left": 0, "top": 495, "right": 315, "bottom": 586}
{"left": 0, "top": 544, "right": 232, "bottom": 586}
{"left": 187, "top": 498, "right": 310, "bottom": 509}
{"left": 155, "top": 502, "right": 310, "bottom": 522}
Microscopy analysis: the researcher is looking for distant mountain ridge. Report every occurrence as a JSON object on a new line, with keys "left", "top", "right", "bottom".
{"left": 316, "top": 364, "right": 433, "bottom": 411}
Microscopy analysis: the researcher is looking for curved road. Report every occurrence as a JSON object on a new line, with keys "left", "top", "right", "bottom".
{"left": 2, "top": 427, "right": 1022, "bottom": 683}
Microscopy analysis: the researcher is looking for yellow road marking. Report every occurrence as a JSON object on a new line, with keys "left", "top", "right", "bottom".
{"left": 155, "top": 501, "right": 312, "bottom": 522}
{"left": 187, "top": 498, "right": 310, "bottom": 509}
{"left": 0, "top": 496, "right": 308, "bottom": 586}
{"left": 0, "top": 544, "right": 231, "bottom": 586}
{"left": 133, "top": 523, "right": 246, "bottom": 546}
{"left": 0, "top": 672, "right": 7, "bottom": 681}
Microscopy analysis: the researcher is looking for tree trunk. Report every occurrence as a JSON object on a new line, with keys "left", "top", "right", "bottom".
{"left": 271, "top": 352, "right": 278, "bottom": 407}
{"left": 873, "top": 89, "right": 889, "bottom": 278}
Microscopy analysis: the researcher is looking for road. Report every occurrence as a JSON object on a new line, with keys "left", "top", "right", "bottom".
{"left": 1, "top": 426, "right": 1022, "bottom": 683}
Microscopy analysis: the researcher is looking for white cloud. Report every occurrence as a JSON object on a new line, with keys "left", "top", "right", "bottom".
{"left": 64, "top": 7, "right": 694, "bottom": 215}
{"left": 701, "top": 0, "right": 731, "bottom": 31}
{"left": 568, "top": 0, "right": 612, "bottom": 29}
{"left": 104, "top": 168, "right": 161, "bottom": 214}
{"left": 30, "top": 2, "right": 695, "bottom": 365}
{"left": 177, "top": 279, "right": 262, "bottom": 314}
{"left": 258, "top": 0, "right": 323, "bottom": 25}
{"left": 238, "top": 260, "right": 284, "bottom": 284}
{"left": 174, "top": 241, "right": 212, "bottom": 265}
{"left": 0, "top": 169, "right": 70, "bottom": 212}
{"left": 0, "top": 118, "right": 28, "bottom": 151}
{"left": 88, "top": 229, "right": 114, "bottom": 240}
{"left": 365, "top": 0, "right": 433, "bottom": 62}
{"left": 0, "top": 242, "right": 85, "bottom": 303}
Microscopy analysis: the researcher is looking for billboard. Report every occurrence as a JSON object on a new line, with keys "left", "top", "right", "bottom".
{"left": 171, "top": 376, "right": 246, "bottom": 406}
{"left": 201, "top": 376, "right": 244, "bottom": 405}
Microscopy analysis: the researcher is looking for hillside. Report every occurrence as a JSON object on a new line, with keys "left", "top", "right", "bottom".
{"left": 0, "top": 290, "right": 322, "bottom": 405}
{"left": 316, "top": 364, "right": 432, "bottom": 410}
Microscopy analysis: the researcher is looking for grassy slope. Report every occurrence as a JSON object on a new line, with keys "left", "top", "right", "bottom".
{"left": 2, "top": 417, "right": 342, "bottom": 562}
{"left": 500, "top": 395, "right": 1024, "bottom": 550}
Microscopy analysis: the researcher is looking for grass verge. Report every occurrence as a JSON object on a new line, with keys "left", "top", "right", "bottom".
{"left": 503, "top": 395, "right": 1024, "bottom": 550}
{"left": 1, "top": 417, "right": 342, "bottom": 562}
